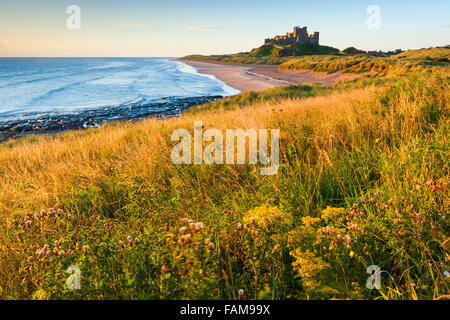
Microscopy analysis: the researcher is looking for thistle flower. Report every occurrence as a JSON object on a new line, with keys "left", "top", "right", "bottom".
{"left": 195, "top": 222, "right": 204, "bottom": 230}
{"left": 180, "top": 226, "right": 188, "bottom": 234}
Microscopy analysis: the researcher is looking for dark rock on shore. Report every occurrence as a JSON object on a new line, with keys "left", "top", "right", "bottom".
{"left": 0, "top": 95, "right": 223, "bottom": 142}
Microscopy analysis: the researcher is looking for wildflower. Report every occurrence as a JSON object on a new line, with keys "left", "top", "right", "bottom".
{"left": 199, "top": 269, "right": 206, "bottom": 276}
{"left": 360, "top": 198, "right": 365, "bottom": 204}
{"left": 207, "top": 242, "right": 215, "bottom": 251}
{"left": 25, "top": 220, "right": 31, "bottom": 228}
{"left": 82, "top": 245, "right": 89, "bottom": 255}
{"left": 180, "top": 226, "right": 188, "bottom": 234}
{"left": 161, "top": 264, "right": 169, "bottom": 274}
{"left": 434, "top": 185, "right": 441, "bottom": 190}
{"left": 134, "top": 238, "right": 139, "bottom": 244}
{"left": 43, "top": 244, "right": 49, "bottom": 251}
{"left": 59, "top": 251, "right": 65, "bottom": 258}
{"left": 54, "top": 240, "right": 59, "bottom": 247}
{"left": 388, "top": 199, "right": 393, "bottom": 206}
{"left": 37, "top": 250, "right": 45, "bottom": 257}
{"left": 444, "top": 271, "right": 450, "bottom": 278}
{"left": 127, "top": 235, "right": 132, "bottom": 243}
{"left": 34, "top": 213, "right": 40, "bottom": 220}
{"left": 238, "top": 289, "right": 244, "bottom": 300}
{"left": 349, "top": 251, "right": 355, "bottom": 258}
{"left": 416, "top": 184, "right": 421, "bottom": 190}
{"left": 414, "top": 233, "right": 418, "bottom": 237}
{"left": 195, "top": 222, "right": 204, "bottom": 230}
{"left": 243, "top": 205, "right": 293, "bottom": 233}
{"left": 119, "top": 241, "right": 125, "bottom": 248}
{"left": 182, "top": 234, "right": 192, "bottom": 244}
{"left": 237, "top": 223, "right": 243, "bottom": 230}
{"left": 58, "top": 209, "right": 64, "bottom": 214}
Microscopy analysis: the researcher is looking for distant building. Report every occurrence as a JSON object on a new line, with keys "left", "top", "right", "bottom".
{"left": 265, "top": 26, "right": 319, "bottom": 46}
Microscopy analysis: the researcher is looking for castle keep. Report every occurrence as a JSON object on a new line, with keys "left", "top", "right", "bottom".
{"left": 265, "top": 26, "right": 319, "bottom": 46}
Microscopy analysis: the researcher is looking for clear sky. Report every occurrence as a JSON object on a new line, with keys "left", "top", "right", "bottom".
{"left": 0, "top": 0, "right": 449, "bottom": 57}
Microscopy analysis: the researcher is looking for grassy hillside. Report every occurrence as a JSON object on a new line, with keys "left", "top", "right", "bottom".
{"left": 183, "top": 43, "right": 339, "bottom": 64}
{"left": 0, "top": 70, "right": 448, "bottom": 299}
{"left": 280, "top": 47, "right": 450, "bottom": 77}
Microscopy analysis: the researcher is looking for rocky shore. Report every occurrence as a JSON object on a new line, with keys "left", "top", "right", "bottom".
{"left": 0, "top": 95, "right": 222, "bottom": 142}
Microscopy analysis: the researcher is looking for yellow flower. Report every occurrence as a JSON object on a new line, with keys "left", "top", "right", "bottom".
{"left": 243, "top": 205, "right": 293, "bottom": 233}
{"left": 290, "top": 249, "right": 330, "bottom": 289}
{"left": 349, "top": 251, "right": 355, "bottom": 258}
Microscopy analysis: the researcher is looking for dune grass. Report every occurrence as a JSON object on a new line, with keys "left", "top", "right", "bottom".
{"left": 279, "top": 47, "right": 450, "bottom": 77}
{"left": 0, "top": 70, "right": 448, "bottom": 300}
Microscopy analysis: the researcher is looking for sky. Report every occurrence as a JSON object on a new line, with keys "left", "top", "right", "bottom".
{"left": 0, "top": 0, "right": 449, "bottom": 57}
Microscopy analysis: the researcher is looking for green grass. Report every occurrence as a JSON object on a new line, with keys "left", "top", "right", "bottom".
{"left": 0, "top": 51, "right": 448, "bottom": 299}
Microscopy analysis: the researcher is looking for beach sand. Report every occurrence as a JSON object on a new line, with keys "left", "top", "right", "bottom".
{"left": 180, "top": 59, "right": 358, "bottom": 92}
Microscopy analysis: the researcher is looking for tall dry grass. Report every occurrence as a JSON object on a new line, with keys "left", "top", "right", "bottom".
{"left": 0, "top": 73, "right": 448, "bottom": 299}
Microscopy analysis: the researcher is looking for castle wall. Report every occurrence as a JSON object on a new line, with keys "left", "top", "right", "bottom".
{"left": 265, "top": 26, "right": 319, "bottom": 46}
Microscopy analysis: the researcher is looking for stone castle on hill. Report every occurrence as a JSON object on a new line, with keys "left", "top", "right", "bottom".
{"left": 265, "top": 26, "right": 319, "bottom": 46}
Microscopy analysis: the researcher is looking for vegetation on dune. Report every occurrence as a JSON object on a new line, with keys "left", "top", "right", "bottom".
{"left": 0, "top": 69, "right": 448, "bottom": 299}
{"left": 183, "top": 47, "right": 450, "bottom": 79}
{"left": 280, "top": 47, "right": 450, "bottom": 77}
{"left": 182, "top": 53, "right": 288, "bottom": 65}
{"left": 183, "top": 43, "right": 339, "bottom": 64}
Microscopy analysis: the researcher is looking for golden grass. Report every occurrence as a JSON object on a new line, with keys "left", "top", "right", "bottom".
{"left": 0, "top": 72, "right": 448, "bottom": 299}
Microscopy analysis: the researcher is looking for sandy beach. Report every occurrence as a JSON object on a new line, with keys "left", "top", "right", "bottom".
{"left": 180, "top": 59, "right": 358, "bottom": 92}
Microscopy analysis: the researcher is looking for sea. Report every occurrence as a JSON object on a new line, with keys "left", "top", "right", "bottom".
{"left": 0, "top": 57, "right": 239, "bottom": 122}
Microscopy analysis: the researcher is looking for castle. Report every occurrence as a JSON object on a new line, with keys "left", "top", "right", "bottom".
{"left": 265, "top": 26, "right": 319, "bottom": 46}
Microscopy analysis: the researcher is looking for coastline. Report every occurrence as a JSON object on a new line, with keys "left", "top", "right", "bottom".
{"left": 179, "top": 58, "right": 358, "bottom": 91}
